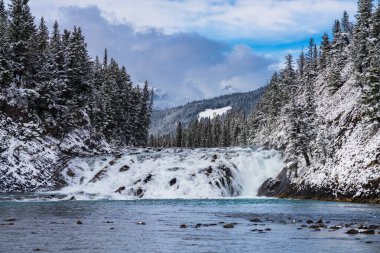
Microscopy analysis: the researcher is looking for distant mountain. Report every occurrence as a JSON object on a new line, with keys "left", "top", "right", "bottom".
{"left": 149, "top": 87, "right": 265, "bottom": 136}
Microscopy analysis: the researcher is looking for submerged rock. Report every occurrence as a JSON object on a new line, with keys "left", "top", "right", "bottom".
{"left": 346, "top": 229, "right": 358, "bottom": 234}
{"left": 223, "top": 223, "right": 234, "bottom": 228}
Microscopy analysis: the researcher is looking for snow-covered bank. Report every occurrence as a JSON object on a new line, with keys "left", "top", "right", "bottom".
{"left": 58, "top": 147, "right": 283, "bottom": 200}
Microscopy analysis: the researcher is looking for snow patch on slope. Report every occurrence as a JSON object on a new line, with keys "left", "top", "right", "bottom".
{"left": 198, "top": 106, "right": 232, "bottom": 120}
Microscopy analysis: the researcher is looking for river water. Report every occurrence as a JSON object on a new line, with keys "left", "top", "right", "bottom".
{"left": 0, "top": 197, "right": 379, "bottom": 253}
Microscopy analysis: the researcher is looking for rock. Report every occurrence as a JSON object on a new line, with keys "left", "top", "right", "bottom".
{"left": 297, "top": 228, "right": 302, "bottom": 230}
{"left": 309, "top": 225, "right": 321, "bottom": 229}
{"left": 360, "top": 230, "right": 375, "bottom": 235}
{"left": 250, "top": 218, "right": 261, "bottom": 222}
{"left": 314, "top": 228, "right": 321, "bottom": 231}
{"left": 89, "top": 168, "right": 108, "bottom": 183}
{"left": 316, "top": 219, "right": 323, "bottom": 224}
{"left": 365, "top": 241, "right": 373, "bottom": 244}
{"left": 211, "top": 155, "right": 218, "bottom": 162}
{"left": 115, "top": 186, "right": 126, "bottom": 194}
{"left": 143, "top": 174, "right": 153, "bottom": 183}
{"left": 5, "top": 218, "right": 16, "bottom": 222}
{"left": 33, "top": 248, "right": 43, "bottom": 252}
{"left": 368, "top": 225, "right": 379, "bottom": 229}
{"left": 223, "top": 223, "right": 234, "bottom": 228}
{"left": 330, "top": 226, "right": 342, "bottom": 230}
{"left": 70, "top": 196, "right": 76, "bottom": 201}
{"left": 195, "top": 223, "right": 202, "bottom": 228}
{"left": 135, "top": 188, "right": 144, "bottom": 197}
{"left": 77, "top": 220, "right": 83, "bottom": 225}
{"left": 207, "top": 167, "right": 213, "bottom": 174}
{"left": 109, "top": 160, "right": 116, "bottom": 166}
{"left": 136, "top": 221, "right": 146, "bottom": 225}
{"left": 66, "top": 169, "right": 75, "bottom": 177}
{"left": 169, "top": 178, "right": 177, "bottom": 186}
{"left": 344, "top": 224, "right": 352, "bottom": 228}
{"left": 306, "top": 220, "right": 313, "bottom": 224}
{"left": 110, "top": 227, "right": 115, "bottom": 230}
{"left": 346, "top": 229, "right": 359, "bottom": 234}
{"left": 119, "top": 165, "right": 130, "bottom": 172}
{"left": 301, "top": 225, "right": 308, "bottom": 228}
{"left": 180, "top": 224, "right": 187, "bottom": 228}
{"left": 265, "top": 228, "right": 271, "bottom": 231}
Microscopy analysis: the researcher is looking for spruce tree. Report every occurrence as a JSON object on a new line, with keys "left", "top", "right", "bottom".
{"left": 320, "top": 33, "right": 331, "bottom": 69}
{"left": 8, "top": 0, "right": 36, "bottom": 86}
{"left": 362, "top": 3, "right": 380, "bottom": 124}
{"left": 0, "top": 0, "right": 10, "bottom": 88}
{"left": 353, "top": 0, "right": 373, "bottom": 76}
{"left": 176, "top": 121, "right": 183, "bottom": 147}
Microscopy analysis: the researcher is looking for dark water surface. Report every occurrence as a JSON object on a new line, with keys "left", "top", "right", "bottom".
{"left": 0, "top": 198, "right": 379, "bottom": 253}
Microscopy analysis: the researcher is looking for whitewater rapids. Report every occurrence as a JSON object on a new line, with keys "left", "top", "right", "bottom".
{"left": 58, "top": 147, "right": 283, "bottom": 200}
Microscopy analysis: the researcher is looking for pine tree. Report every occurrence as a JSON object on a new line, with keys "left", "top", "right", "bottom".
{"left": 34, "top": 17, "right": 49, "bottom": 83}
{"left": 353, "top": 0, "right": 373, "bottom": 76}
{"left": 176, "top": 121, "right": 183, "bottom": 147}
{"left": 8, "top": 0, "right": 36, "bottom": 86}
{"left": 341, "top": 11, "right": 353, "bottom": 35}
{"left": 0, "top": 0, "right": 11, "bottom": 88}
{"left": 49, "top": 21, "right": 65, "bottom": 81}
{"left": 320, "top": 33, "right": 331, "bottom": 69}
{"left": 362, "top": 3, "right": 380, "bottom": 124}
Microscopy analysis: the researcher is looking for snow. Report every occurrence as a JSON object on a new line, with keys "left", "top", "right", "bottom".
{"left": 57, "top": 147, "right": 283, "bottom": 200}
{"left": 198, "top": 106, "right": 232, "bottom": 120}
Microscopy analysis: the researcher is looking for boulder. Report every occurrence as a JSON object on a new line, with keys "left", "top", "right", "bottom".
{"left": 223, "top": 223, "right": 234, "bottom": 228}
{"left": 169, "top": 178, "right": 177, "bottom": 186}
{"left": 115, "top": 186, "right": 126, "bottom": 194}
{"left": 119, "top": 165, "right": 130, "bottom": 172}
{"left": 346, "top": 229, "right": 358, "bottom": 234}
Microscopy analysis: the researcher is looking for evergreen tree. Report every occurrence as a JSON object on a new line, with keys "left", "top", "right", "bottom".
{"left": 8, "top": 0, "right": 36, "bottom": 86}
{"left": 341, "top": 10, "right": 353, "bottom": 36}
{"left": 320, "top": 33, "right": 331, "bottom": 69}
{"left": 0, "top": 0, "right": 11, "bottom": 88}
{"left": 362, "top": 3, "right": 380, "bottom": 123}
{"left": 353, "top": 0, "right": 373, "bottom": 76}
{"left": 176, "top": 121, "right": 183, "bottom": 147}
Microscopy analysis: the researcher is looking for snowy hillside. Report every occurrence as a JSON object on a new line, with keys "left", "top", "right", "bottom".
{"left": 250, "top": 6, "right": 380, "bottom": 203}
{"left": 198, "top": 106, "right": 232, "bottom": 120}
{"left": 57, "top": 147, "right": 283, "bottom": 200}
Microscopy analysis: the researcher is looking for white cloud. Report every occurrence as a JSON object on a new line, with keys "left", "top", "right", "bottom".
{"left": 26, "top": 0, "right": 357, "bottom": 42}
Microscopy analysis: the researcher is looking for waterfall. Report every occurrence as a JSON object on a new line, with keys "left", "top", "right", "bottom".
{"left": 58, "top": 147, "right": 283, "bottom": 200}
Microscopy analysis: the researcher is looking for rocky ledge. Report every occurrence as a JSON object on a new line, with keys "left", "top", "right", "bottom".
{"left": 258, "top": 167, "right": 380, "bottom": 204}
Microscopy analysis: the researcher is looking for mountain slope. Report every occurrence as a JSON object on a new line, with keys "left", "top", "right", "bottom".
{"left": 149, "top": 88, "right": 265, "bottom": 136}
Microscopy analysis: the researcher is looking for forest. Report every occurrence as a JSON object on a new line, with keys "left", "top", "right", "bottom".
{"left": 0, "top": 0, "right": 152, "bottom": 148}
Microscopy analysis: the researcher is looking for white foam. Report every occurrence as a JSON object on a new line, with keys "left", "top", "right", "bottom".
{"left": 58, "top": 147, "right": 283, "bottom": 200}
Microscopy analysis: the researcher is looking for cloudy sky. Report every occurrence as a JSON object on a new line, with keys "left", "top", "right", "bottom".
{"left": 22, "top": 0, "right": 357, "bottom": 108}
